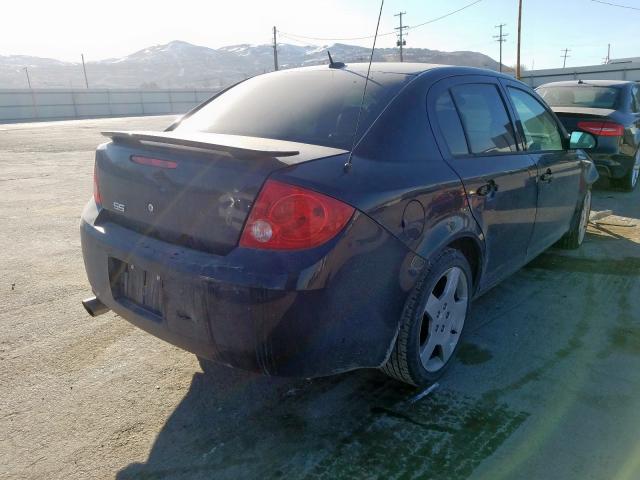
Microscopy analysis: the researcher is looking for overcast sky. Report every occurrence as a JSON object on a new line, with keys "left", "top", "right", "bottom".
{"left": 3, "top": 0, "right": 640, "bottom": 70}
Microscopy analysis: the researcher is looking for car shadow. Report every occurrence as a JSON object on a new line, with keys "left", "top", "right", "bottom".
{"left": 116, "top": 357, "right": 528, "bottom": 480}
{"left": 591, "top": 177, "right": 640, "bottom": 220}
{"left": 115, "top": 364, "right": 408, "bottom": 480}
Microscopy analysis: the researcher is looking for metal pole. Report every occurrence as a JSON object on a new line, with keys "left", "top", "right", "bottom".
{"left": 561, "top": 48, "right": 571, "bottom": 68}
{"left": 516, "top": 0, "right": 522, "bottom": 79}
{"left": 81, "top": 54, "right": 89, "bottom": 88}
{"left": 395, "top": 11, "right": 408, "bottom": 62}
{"left": 499, "top": 25, "right": 503, "bottom": 72}
{"left": 273, "top": 26, "right": 279, "bottom": 71}
{"left": 494, "top": 24, "right": 508, "bottom": 73}
{"left": 23, "top": 67, "right": 32, "bottom": 89}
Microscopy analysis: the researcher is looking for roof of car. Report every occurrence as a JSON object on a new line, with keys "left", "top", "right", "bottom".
{"left": 279, "top": 62, "right": 513, "bottom": 79}
{"left": 538, "top": 80, "right": 635, "bottom": 88}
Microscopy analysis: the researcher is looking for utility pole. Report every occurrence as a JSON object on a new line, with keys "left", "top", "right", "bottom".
{"left": 493, "top": 24, "right": 508, "bottom": 72}
{"left": 81, "top": 53, "right": 89, "bottom": 88}
{"left": 516, "top": 0, "right": 522, "bottom": 79}
{"left": 394, "top": 11, "right": 408, "bottom": 62}
{"left": 23, "top": 67, "right": 32, "bottom": 89}
{"left": 272, "top": 26, "right": 279, "bottom": 71}
{"left": 604, "top": 43, "right": 611, "bottom": 64}
{"left": 561, "top": 48, "right": 571, "bottom": 68}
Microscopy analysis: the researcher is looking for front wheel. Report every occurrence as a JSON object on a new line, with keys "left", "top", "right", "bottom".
{"left": 381, "top": 248, "right": 472, "bottom": 387}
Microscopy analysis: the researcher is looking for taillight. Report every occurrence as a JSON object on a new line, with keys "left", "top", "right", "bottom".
{"left": 239, "top": 180, "right": 355, "bottom": 250}
{"left": 93, "top": 163, "right": 102, "bottom": 206}
{"left": 578, "top": 121, "right": 624, "bottom": 137}
{"left": 131, "top": 155, "right": 178, "bottom": 169}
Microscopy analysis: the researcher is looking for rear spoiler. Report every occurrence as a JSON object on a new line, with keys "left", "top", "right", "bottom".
{"left": 102, "top": 130, "right": 301, "bottom": 158}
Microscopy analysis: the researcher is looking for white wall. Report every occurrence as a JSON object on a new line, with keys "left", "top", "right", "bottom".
{"left": 0, "top": 88, "right": 220, "bottom": 123}
{"left": 521, "top": 63, "right": 640, "bottom": 88}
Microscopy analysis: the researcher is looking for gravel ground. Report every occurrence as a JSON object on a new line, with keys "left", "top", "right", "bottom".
{"left": 1, "top": 116, "right": 640, "bottom": 480}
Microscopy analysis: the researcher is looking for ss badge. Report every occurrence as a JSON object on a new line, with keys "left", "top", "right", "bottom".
{"left": 112, "top": 201, "right": 126, "bottom": 213}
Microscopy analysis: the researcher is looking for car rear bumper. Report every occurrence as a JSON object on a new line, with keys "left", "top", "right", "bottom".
{"left": 589, "top": 153, "right": 635, "bottom": 179}
{"left": 80, "top": 200, "right": 419, "bottom": 377}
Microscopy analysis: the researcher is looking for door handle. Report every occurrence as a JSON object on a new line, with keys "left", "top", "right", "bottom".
{"left": 476, "top": 179, "right": 498, "bottom": 196}
{"left": 540, "top": 168, "right": 553, "bottom": 183}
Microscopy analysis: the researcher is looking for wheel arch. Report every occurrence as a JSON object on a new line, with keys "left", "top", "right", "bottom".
{"left": 446, "top": 235, "right": 483, "bottom": 294}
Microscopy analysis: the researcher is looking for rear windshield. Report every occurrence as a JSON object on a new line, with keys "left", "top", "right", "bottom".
{"left": 537, "top": 85, "right": 621, "bottom": 109}
{"left": 175, "top": 69, "right": 413, "bottom": 149}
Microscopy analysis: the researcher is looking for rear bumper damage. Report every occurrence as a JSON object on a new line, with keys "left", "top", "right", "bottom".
{"left": 80, "top": 200, "right": 419, "bottom": 377}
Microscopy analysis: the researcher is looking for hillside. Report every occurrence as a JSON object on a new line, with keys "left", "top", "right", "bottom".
{"left": 0, "top": 40, "right": 506, "bottom": 89}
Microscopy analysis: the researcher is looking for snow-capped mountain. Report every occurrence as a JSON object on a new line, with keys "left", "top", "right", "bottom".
{"left": 0, "top": 40, "right": 506, "bottom": 89}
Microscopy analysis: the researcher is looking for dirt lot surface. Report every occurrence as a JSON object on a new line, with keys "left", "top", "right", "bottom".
{"left": 2, "top": 116, "right": 640, "bottom": 480}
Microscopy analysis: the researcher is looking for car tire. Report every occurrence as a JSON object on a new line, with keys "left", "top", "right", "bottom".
{"left": 381, "top": 248, "right": 472, "bottom": 387}
{"left": 559, "top": 188, "right": 591, "bottom": 249}
{"left": 618, "top": 149, "right": 640, "bottom": 191}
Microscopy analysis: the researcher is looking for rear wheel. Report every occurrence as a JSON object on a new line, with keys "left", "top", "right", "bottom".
{"left": 381, "top": 248, "right": 472, "bottom": 387}
{"left": 618, "top": 149, "right": 640, "bottom": 191}
{"left": 559, "top": 188, "right": 591, "bottom": 249}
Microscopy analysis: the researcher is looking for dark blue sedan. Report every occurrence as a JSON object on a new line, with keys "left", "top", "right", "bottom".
{"left": 81, "top": 63, "right": 598, "bottom": 387}
{"left": 537, "top": 80, "right": 640, "bottom": 190}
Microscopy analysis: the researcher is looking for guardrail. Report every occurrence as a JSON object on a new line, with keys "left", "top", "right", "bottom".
{"left": 0, "top": 88, "right": 221, "bottom": 124}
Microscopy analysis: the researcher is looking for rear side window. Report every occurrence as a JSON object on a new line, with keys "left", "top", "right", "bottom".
{"left": 434, "top": 91, "right": 469, "bottom": 156}
{"left": 508, "top": 88, "right": 564, "bottom": 152}
{"left": 451, "top": 84, "right": 517, "bottom": 154}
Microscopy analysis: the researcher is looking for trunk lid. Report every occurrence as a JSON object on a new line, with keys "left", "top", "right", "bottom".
{"left": 95, "top": 131, "right": 347, "bottom": 255}
{"left": 552, "top": 106, "right": 616, "bottom": 132}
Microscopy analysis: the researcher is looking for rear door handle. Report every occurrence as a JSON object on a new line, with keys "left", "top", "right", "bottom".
{"left": 476, "top": 179, "right": 498, "bottom": 196}
{"left": 540, "top": 168, "right": 553, "bottom": 183}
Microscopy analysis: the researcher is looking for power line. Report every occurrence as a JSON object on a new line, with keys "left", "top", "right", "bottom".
{"left": 409, "top": 0, "right": 483, "bottom": 29}
{"left": 591, "top": 0, "right": 640, "bottom": 11}
{"left": 278, "top": 0, "right": 483, "bottom": 42}
{"left": 278, "top": 29, "right": 395, "bottom": 43}
{"left": 395, "top": 11, "right": 408, "bottom": 62}
{"left": 493, "top": 24, "right": 508, "bottom": 72}
{"left": 277, "top": 32, "right": 321, "bottom": 47}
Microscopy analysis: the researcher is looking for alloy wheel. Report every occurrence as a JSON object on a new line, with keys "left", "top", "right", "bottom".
{"left": 419, "top": 266, "right": 469, "bottom": 373}
{"left": 631, "top": 151, "right": 640, "bottom": 189}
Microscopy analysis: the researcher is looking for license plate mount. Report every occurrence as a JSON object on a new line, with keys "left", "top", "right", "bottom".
{"left": 109, "top": 258, "right": 163, "bottom": 317}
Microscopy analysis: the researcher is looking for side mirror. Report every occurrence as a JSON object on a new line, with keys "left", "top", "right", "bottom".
{"left": 569, "top": 131, "right": 597, "bottom": 150}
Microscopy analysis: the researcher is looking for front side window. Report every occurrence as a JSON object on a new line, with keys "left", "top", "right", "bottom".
{"left": 508, "top": 88, "right": 564, "bottom": 152}
{"left": 434, "top": 91, "right": 469, "bottom": 156}
{"left": 450, "top": 84, "right": 517, "bottom": 155}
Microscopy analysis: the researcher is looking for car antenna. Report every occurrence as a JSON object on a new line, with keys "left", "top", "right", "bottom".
{"left": 327, "top": 51, "right": 345, "bottom": 69}
{"left": 344, "top": 0, "right": 384, "bottom": 173}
